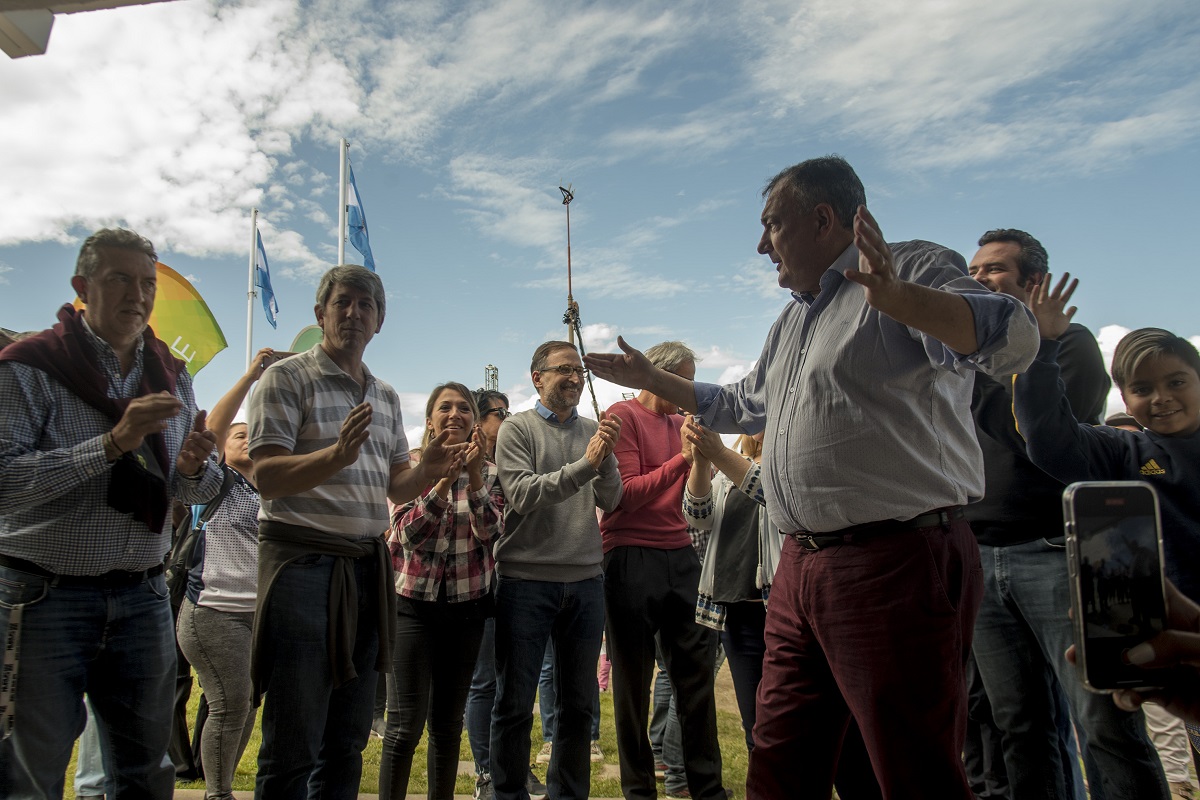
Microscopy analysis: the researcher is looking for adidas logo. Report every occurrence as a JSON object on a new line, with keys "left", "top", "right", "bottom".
{"left": 1140, "top": 459, "right": 1166, "bottom": 476}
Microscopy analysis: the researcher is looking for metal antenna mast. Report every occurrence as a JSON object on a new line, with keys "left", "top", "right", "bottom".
{"left": 560, "top": 185, "right": 577, "bottom": 345}
{"left": 559, "top": 184, "right": 601, "bottom": 419}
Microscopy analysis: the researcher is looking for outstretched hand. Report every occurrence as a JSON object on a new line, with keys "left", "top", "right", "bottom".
{"left": 1030, "top": 272, "right": 1078, "bottom": 341}
{"left": 583, "top": 337, "right": 654, "bottom": 390}
{"left": 845, "top": 205, "right": 904, "bottom": 314}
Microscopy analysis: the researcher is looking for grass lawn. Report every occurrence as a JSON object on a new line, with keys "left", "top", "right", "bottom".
{"left": 66, "top": 663, "right": 751, "bottom": 798}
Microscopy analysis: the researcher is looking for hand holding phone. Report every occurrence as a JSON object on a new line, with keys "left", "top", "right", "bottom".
{"left": 1109, "top": 580, "right": 1200, "bottom": 723}
{"left": 1064, "top": 481, "right": 1168, "bottom": 692}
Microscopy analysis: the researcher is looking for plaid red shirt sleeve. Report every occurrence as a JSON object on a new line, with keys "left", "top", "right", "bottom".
{"left": 387, "top": 462, "right": 502, "bottom": 602}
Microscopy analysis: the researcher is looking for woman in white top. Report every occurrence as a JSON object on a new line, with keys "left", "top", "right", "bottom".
{"left": 176, "top": 349, "right": 272, "bottom": 800}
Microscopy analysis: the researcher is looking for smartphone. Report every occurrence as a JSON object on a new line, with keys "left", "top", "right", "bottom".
{"left": 1064, "top": 481, "right": 1167, "bottom": 692}
{"left": 262, "top": 351, "right": 298, "bottom": 368}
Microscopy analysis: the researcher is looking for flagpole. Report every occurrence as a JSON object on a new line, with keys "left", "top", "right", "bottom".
{"left": 338, "top": 138, "right": 348, "bottom": 266}
{"left": 246, "top": 207, "right": 258, "bottom": 371}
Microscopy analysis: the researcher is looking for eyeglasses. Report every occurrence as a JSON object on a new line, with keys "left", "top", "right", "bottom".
{"left": 540, "top": 365, "right": 589, "bottom": 379}
{"left": 483, "top": 407, "right": 511, "bottom": 419}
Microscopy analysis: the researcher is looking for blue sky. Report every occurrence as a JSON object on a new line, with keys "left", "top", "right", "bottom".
{"left": 1, "top": 0, "right": 1197, "bottom": 439}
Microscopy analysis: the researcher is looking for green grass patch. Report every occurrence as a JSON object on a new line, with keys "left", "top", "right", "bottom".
{"left": 66, "top": 665, "right": 750, "bottom": 798}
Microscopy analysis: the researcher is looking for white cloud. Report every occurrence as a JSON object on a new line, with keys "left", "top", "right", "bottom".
{"left": 717, "top": 362, "right": 754, "bottom": 384}
{"left": 0, "top": 260, "right": 11, "bottom": 284}
{"left": 694, "top": 344, "right": 749, "bottom": 370}
{"left": 445, "top": 155, "right": 707, "bottom": 299}
{"left": 731, "top": 258, "right": 783, "bottom": 300}
{"left": 330, "top": 1, "right": 698, "bottom": 159}
{"left": 601, "top": 105, "right": 755, "bottom": 160}
{"left": 444, "top": 155, "right": 564, "bottom": 251}
{"left": 526, "top": 261, "right": 682, "bottom": 299}
{"left": 741, "top": 0, "right": 1200, "bottom": 173}
{"left": 0, "top": 0, "right": 352, "bottom": 267}
{"left": 577, "top": 322, "right": 619, "bottom": 355}
{"left": 1, "top": 0, "right": 1195, "bottom": 290}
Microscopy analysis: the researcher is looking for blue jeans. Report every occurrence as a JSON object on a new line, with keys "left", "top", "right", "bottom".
{"left": 491, "top": 576, "right": 604, "bottom": 800}
{"left": 649, "top": 648, "right": 686, "bottom": 793}
{"left": 466, "top": 616, "right": 497, "bottom": 774}
{"left": 75, "top": 696, "right": 108, "bottom": 796}
{"left": 0, "top": 564, "right": 176, "bottom": 799}
{"left": 973, "top": 539, "right": 1168, "bottom": 800}
{"left": 254, "top": 554, "right": 380, "bottom": 800}
{"left": 539, "top": 639, "right": 601, "bottom": 742}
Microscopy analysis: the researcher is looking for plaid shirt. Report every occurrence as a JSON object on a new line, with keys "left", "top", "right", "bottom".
{"left": 388, "top": 462, "right": 502, "bottom": 602}
{"left": 0, "top": 319, "right": 220, "bottom": 574}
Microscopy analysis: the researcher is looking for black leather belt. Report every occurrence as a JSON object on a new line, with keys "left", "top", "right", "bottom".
{"left": 787, "top": 507, "right": 964, "bottom": 552}
{"left": 0, "top": 554, "right": 165, "bottom": 588}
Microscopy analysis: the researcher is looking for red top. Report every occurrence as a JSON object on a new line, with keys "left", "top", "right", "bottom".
{"left": 599, "top": 398, "right": 691, "bottom": 552}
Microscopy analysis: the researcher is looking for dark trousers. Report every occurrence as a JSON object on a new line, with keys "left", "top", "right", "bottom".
{"left": 720, "top": 601, "right": 767, "bottom": 753}
{"left": 254, "top": 554, "right": 380, "bottom": 800}
{"left": 604, "top": 545, "right": 723, "bottom": 800}
{"left": 465, "top": 617, "right": 496, "bottom": 774}
{"left": 379, "top": 597, "right": 485, "bottom": 800}
{"left": 748, "top": 520, "right": 983, "bottom": 800}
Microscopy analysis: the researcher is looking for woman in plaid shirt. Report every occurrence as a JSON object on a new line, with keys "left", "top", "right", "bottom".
{"left": 378, "top": 381, "right": 504, "bottom": 800}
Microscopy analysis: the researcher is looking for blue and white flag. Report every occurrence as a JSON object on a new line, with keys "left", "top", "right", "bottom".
{"left": 255, "top": 230, "right": 279, "bottom": 329}
{"left": 346, "top": 161, "right": 376, "bottom": 272}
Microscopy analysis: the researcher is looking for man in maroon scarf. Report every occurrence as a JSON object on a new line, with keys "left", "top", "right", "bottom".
{"left": 0, "top": 228, "right": 221, "bottom": 799}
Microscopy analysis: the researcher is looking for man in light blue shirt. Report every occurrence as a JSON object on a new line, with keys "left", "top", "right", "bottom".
{"left": 587, "top": 155, "right": 1038, "bottom": 799}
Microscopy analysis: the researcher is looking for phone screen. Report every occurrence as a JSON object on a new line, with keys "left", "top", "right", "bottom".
{"left": 1072, "top": 484, "right": 1166, "bottom": 689}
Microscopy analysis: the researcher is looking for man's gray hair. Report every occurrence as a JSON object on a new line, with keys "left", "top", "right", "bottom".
{"left": 644, "top": 341, "right": 698, "bottom": 373}
{"left": 75, "top": 228, "right": 157, "bottom": 278}
{"left": 316, "top": 265, "right": 386, "bottom": 318}
{"left": 763, "top": 155, "right": 866, "bottom": 229}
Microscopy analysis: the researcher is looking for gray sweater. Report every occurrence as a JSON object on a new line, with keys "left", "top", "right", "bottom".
{"left": 494, "top": 408, "right": 623, "bottom": 582}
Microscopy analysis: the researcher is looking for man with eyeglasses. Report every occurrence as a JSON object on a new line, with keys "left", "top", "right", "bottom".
{"left": 466, "top": 387, "right": 550, "bottom": 800}
{"left": 490, "top": 341, "right": 623, "bottom": 800}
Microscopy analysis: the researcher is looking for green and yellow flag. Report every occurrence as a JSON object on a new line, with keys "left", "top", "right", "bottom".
{"left": 75, "top": 262, "right": 227, "bottom": 376}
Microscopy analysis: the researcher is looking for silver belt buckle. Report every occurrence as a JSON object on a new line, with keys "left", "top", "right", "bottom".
{"left": 793, "top": 533, "right": 820, "bottom": 552}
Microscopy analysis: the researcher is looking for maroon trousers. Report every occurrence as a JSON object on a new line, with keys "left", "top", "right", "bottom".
{"left": 747, "top": 519, "right": 982, "bottom": 800}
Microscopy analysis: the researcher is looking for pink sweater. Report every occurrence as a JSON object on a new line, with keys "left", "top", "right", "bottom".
{"left": 599, "top": 398, "right": 691, "bottom": 552}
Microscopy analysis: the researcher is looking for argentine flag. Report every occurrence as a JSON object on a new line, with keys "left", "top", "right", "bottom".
{"left": 255, "top": 230, "right": 279, "bottom": 329}
{"left": 347, "top": 161, "right": 376, "bottom": 272}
